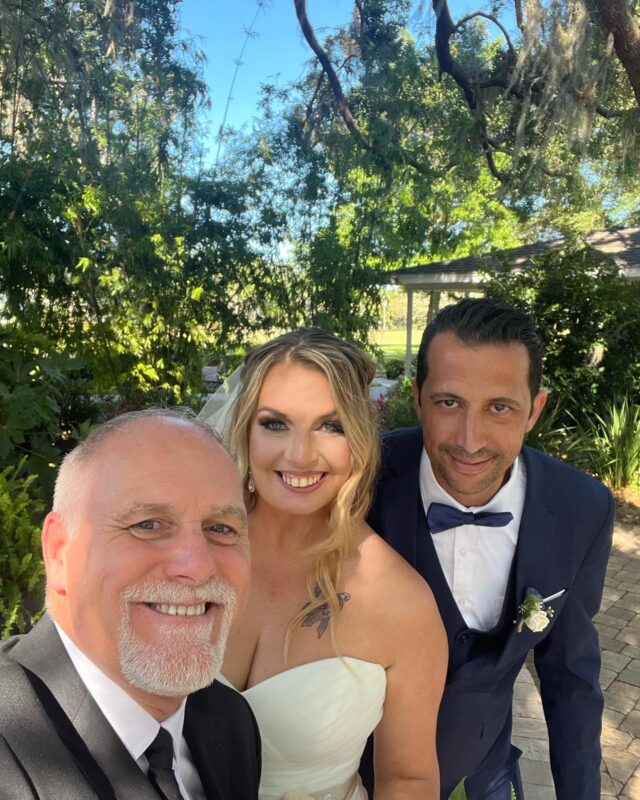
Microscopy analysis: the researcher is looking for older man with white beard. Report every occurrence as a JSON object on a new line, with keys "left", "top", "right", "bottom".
{"left": 0, "top": 409, "right": 261, "bottom": 800}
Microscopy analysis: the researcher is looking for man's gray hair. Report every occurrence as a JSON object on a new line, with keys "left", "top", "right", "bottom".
{"left": 53, "top": 408, "right": 225, "bottom": 533}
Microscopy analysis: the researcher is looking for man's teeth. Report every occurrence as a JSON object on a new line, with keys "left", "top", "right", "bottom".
{"left": 150, "top": 603, "right": 207, "bottom": 616}
{"left": 281, "top": 472, "right": 323, "bottom": 488}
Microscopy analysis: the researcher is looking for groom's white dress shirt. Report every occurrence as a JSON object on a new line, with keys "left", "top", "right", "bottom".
{"left": 419, "top": 451, "right": 527, "bottom": 631}
{"left": 56, "top": 624, "right": 205, "bottom": 800}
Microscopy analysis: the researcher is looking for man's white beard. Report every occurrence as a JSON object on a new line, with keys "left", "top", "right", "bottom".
{"left": 118, "top": 578, "right": 236, "bottom": 697}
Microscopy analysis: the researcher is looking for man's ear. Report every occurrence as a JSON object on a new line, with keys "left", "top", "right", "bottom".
{"left": 526, "top": 389, "right": 549, "bottom": 433}
{"left": 412, "top": 378, "right": 421, "bottom": 416}
{"left": 41, "top": 512, "right": 71, "bottom": 597}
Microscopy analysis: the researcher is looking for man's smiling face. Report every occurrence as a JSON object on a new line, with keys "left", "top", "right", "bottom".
{"left": 414, "top": 331, "right": 547, "bottom": 507}
{"left": 43, "top": 418, "right": 250, "bottom": 716}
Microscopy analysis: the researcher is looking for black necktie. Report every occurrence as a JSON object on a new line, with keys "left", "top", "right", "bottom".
{"left": 145, "top": 727, "right": 183, "bottom": 800}
{"left": 427, "top": 501, "right": 514, "bottom": 534}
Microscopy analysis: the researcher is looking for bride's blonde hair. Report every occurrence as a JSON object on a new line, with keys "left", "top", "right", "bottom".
{"left": 227, "top": 328, "right": 379, "bottom": 651}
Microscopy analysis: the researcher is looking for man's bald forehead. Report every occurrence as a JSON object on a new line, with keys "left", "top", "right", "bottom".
{"left": 82, "top": 408, "right": 222, "bottom": 455}
{"left": 53, "top": 409, "right": 231, "bottom": 519}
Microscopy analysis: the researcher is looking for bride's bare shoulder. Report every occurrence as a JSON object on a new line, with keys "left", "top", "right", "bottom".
{"left": 344, "top": 524, "right": 443, "bottom": 666}
{"left": 352, "top": 524, "right": 434, "bottom": 606}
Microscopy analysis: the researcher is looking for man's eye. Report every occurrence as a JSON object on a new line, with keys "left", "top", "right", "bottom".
{"left": 438, "top": 399, "right": 458, "bottom": 408}
{"left": 129, "top": 519, "right": 163, "bottom": 536}
{"left": 492, "top": 403, "right": 509, "bottom": 413}
{"left": 258, "top": 417, "right": 287, "bottom": 431}
{"left": 206, "top": 522, "right": 238, "bottom": 544}
{"left": 132, "top": 519, "right": 158, "bottom": 531}
{"left": 206, "top": 523, "right": 237, "bottom": 539}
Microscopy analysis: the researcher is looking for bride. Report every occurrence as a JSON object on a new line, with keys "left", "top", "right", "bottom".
{"left": 203, "top": 328, "right": 446, "bottom": 800}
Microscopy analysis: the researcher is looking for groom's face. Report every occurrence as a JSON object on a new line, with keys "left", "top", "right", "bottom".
{"left": 414, "top": 332, "right": 547, "bottom": 507}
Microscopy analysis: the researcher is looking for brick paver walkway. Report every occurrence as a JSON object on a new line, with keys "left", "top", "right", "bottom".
{"left": 512, "top": 521, "right": 640, "bottom": 798}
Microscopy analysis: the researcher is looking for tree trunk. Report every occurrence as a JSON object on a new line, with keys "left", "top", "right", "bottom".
{"left": 593, "top": 0, "right": 640, "bottom": 109}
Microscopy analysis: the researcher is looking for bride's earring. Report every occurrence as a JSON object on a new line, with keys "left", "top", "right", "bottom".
{"left": 247, "top": 472, "right": 256, "bottom": 493}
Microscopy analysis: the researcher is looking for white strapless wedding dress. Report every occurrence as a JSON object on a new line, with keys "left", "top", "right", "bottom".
{"left": 218, "top": 657, "right": 386, "bottom": 800}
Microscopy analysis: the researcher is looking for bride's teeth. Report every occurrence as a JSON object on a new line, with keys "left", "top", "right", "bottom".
{"left": 281, "top": 472, "right": 322, "bottom": 488}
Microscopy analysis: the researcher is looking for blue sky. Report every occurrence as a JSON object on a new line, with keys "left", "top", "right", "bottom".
{"left": 178, "top": 1, "right": 478, "bottom": 162}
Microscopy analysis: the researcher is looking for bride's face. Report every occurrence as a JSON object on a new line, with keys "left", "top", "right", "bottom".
{"left": 248, "top": 361, "right": 353, "bottom": 517}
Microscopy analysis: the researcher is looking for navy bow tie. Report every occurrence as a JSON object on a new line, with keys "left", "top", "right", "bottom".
{"left": 427, "top": 502, "right": 514, "bottom": 534}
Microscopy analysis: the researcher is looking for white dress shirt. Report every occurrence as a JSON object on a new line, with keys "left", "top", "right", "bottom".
{"left": 419, "top": 451, "right": 527, "bottom": 631}
{"left": 55, "top": 624, "right": 205, "bottom": 800}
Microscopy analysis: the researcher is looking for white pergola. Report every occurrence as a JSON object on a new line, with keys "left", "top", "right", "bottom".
{"left": 387, "top": 227, "right": 640, "bottom": 375}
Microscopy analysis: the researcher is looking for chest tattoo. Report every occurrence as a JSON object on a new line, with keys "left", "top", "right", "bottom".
{"left": 300, "top": 583, "right": 351, "bottom": 638}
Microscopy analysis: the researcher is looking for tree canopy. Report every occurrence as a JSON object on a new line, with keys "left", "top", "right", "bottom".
{"left": 0, "top": 0, "right": 293, "bottom": 399}
{"left": 1, "top": 0, "right": 639, "bottom": 475}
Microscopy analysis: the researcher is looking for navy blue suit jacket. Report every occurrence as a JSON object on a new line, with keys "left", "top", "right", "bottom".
{"left": 367, "top": 427, "right": 614, "bottom": 800}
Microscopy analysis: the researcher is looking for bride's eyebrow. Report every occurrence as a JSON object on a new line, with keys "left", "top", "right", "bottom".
{"left": 256, "top": 405, "right": 289, "bottom": 419}
{"left": 256, "top": 406, "right": 340, "bottom": 425}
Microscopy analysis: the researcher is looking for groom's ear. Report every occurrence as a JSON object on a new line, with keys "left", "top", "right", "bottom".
{"left": 526, "top": 390, "right": 548, "bottom": 433}
{"left": 412, "top": 378, "right": 421, "bottom": 412}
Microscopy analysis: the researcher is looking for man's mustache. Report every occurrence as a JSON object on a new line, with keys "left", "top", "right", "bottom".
{"left": 439, "top": 445, "right": 501, "bottom": 460}
{"left": 121, "top": 577, "right": 237, "bottom": 607}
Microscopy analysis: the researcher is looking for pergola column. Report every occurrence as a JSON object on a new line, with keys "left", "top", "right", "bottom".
{"left": 404, "top": 287, "right": 414, "bottom": 376}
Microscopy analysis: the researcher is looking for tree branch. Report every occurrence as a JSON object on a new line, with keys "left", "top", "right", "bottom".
{"left": 432, "top": 0, "right": 508, "bottom": 181}
{"left": 301, "top": 70, "right": 325, "bottom": 136}
{"left": 453, "top": 11, "right": 516, "bottom": 60}
{"left": 294, "top": 0, "right": 373, "bottom": 153}
{"left": 514, "top": 0, "right": 524, "bottom": 32}
{"left": 293, "top": 0, "right": 433, "bottom": 177}
{"left": 593, "top": 0, "right": 640, "bottom": 109}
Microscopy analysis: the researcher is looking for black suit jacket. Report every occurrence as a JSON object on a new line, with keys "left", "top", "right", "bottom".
{"left": 0, "top": 615, "right": 261, "bottom": 800}
{"left": 367, "top": 427, "right": 614, "bottom": 800}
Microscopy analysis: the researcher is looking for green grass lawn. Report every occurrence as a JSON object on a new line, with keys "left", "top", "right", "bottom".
{"left": 372, "top": 329, "right": 422, "bottom": 359}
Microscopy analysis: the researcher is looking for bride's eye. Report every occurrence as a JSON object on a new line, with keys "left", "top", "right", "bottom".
{"left": 258, "top": 417, "right": 287, "bottom": 432}
{"left": 321, "top": 419, "right": 345, "bottom": 435}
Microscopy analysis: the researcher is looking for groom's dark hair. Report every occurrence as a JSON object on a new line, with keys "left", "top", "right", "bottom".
{"left": 416, "top": 297, "right": 544, "bottom": 399}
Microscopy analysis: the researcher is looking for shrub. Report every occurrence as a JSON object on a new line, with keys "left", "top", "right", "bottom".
{"left": 0, "top": 461, "right": 45, "bottom": 636}
{"left": 0, "top": 325, "right": 101, "bottom": 504}
{"left": 565, "top": 396, "right": 640, "bottom": 489}
{"left": 384, "top": 358, "right": 405, "bottom": 380}
{"left": 484, "top": 246, "right": 640, "bottom": 424}
{"left": 378, "top": 378, "right": 418, "bottom": 431}
{"left": 525, "top": 393, "right": 581, "bottom": 457}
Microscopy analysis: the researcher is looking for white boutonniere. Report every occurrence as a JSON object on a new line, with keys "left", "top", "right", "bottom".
{"left": 517, "top": 587, "right": 556, "bottom": 633}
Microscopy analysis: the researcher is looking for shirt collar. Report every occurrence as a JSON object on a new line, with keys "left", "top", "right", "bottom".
{"left": 419, "top": 448, "right": 522, "bottom": 513}
{"left": 55, "top": 623, "right": 187, "bottom": 764}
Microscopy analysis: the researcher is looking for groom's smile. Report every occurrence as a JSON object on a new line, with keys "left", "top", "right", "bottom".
{"left": 414, "top": 331, "right": 548, "bottom": 507}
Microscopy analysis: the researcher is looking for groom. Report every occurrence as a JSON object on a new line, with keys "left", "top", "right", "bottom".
{"left": 364, "top": 298, "right": 613, "bottom": 799}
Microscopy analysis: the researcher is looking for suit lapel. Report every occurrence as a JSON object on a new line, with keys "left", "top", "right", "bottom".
{"left": 377, "top": 428, "right": 424, "bottom": 568}
{"left": 496, "top": 448, "right": 560, "bottom": 667}
{"left": 184, "top": 695, "right": 227, "bottom": 800}
{"left": 12, "top": 616, "right": 159, "bottom": 800}
{"left": 514, "top": 448, "right": 559, "bottom": 606}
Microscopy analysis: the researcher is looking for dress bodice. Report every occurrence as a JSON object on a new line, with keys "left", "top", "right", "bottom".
{"left": 217, "top": 657, "right": 386, "bottom": 800}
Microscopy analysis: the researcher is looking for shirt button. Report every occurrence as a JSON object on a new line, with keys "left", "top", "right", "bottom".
{"left": 460, "top": 548, "right": 468, "bottom": 558}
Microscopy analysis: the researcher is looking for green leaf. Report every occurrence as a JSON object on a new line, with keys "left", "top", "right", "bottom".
{"left": 448, "top": 779, "right": 467, "bottom": 800}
